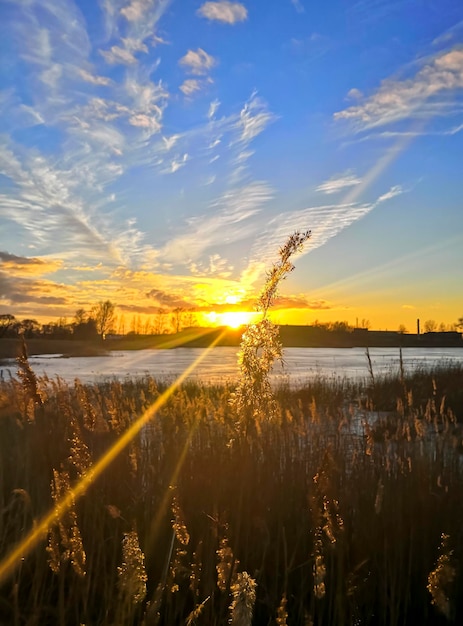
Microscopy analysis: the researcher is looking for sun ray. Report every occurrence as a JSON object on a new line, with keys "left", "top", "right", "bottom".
{"left": 0, "top": 328, "right": 228, "bottom": 585}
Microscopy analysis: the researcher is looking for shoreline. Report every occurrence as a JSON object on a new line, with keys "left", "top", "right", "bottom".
{"left": 1, "top": 325, "right": 462, "bottom": 359}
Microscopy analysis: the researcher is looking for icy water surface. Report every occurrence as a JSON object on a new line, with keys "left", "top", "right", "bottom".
{"left": 2, "top": 347, "right": 463, "bottom": 386}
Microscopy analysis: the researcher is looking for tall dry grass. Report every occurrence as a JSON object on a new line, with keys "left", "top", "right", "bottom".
{"left": 0, "top": 234, "right": 462, "bottom": 624}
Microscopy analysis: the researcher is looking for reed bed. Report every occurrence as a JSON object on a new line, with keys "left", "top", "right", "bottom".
{"left": 1, "top": 233, "right": 462, "bottom": 625}
{"left": 0, "top": 357, "right": 462, "bottom": 625}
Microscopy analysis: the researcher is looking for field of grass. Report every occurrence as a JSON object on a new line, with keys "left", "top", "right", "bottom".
{"left": 0, "top": 347, "right": 463, "bottom": 624}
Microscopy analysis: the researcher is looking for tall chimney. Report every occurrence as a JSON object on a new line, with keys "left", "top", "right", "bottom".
{"left": 417, "top": 318, "right": 420, "bottom": 335}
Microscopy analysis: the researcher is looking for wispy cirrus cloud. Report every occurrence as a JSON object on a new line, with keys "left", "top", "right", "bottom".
{"left": 197, "top": 1, "right": 248, "bottom": 24}
{"left": 290, "top": 0, "right": 304, "bottom": 13}
{"left": 100, "top": 45, "right": 139, "bottom": 65}
{"left": 243, "top": 184, "right": 406, "bottom": 285}
{"left": 376, "top": 185, "right": 403, "bottom": 203}
{"left": 78, "top": 68, "right": 113, "bottom": 86}
{"left": 161, "top": 181, "right": 274, "bottom": 265}
{"left": 334, "top": 46, "right": 463, "bottom": 132}
{"left": 236, "top": 92, "right": 277, "bottom": 143}
{"left": 316, "top": 172, "right": 362, "bottom": 195}
{"left": 432, "top": 20, "right": 463, "bottom": 47}
{"left": 163, "top": 153, "right": 189, "bottom": 174}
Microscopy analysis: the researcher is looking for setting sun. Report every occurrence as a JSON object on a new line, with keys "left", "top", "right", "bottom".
{"left": 221, "top": 311, "right": 255, "bottom": 328}
{"left": 206, "top": 311, "right": 257, "bottom": 328}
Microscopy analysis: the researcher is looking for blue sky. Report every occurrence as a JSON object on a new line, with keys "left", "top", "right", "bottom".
{"left": 1, "top": 0, "right": 462, "bottom": 330}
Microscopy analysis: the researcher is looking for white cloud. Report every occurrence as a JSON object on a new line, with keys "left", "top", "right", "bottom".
{"left": 335, "top": 46, "right": 463, "bottom": 131}
{"left": 121, "top": 37, "right": 148, "bottom": 53}
{"left": 123, "top": 73, "right": 168, "bottom": 136}
{"left": 40, "top": 63, "right": 62, "bottom": 88}
{"left": 162, "top": 134, "right": 180, "bottom": 150}
{"left": 316, "top": 172, "right": 362, "bottom": 195}
{"left": 180, "top": 79, "right": 202, "bottom": 96}
{"left": 121, "top": 0, "right": 153, "bottom": 22}
{"left": 164, "top": 153, "right": 189, "bottom": 174}
{"left": 197, "top": 1, "right": 248, "bottom": 24}
{"left": 236, "top": 92, "right": 276, "bottom": 143}
{"left": 100, "top": 45, "right": 138, "bottom": 65}
{"left": 179, "top": 48, "right": 217, "bottom": 75}
{"left": 129, "top": 113, "right": 162, "bottom": 134}
{"left": 19, "top": 105, "right": 45, "bottom": 126}
{"left": 346, "top": 87, "right": 363, "bottom": 100}
{"left": 78, "top": 68, "right": 113, "bottom": 86}
{"left": 376, "top": 185, "right": 403, "bottom": 203}
{"left": 448, "top": 122, "right": 463, "bottom": 135}
{"left": 208, "top": 99, "right": 221, "bottom": 119}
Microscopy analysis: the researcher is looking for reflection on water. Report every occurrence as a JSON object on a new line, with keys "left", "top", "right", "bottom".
{"left": 2, "top": 347, "right": 463, "bottom": 386}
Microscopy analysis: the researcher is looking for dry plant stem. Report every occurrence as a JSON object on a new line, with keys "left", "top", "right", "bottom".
{"left": 232, "top": 231, "right": 310, "bottom": 432}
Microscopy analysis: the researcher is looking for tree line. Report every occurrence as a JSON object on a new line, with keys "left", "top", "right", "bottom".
{"left": 1, "top": 305, "right": 462, "bottom": 341}
{"left": 0, "top": 302, "right": 199, "bottom": 341}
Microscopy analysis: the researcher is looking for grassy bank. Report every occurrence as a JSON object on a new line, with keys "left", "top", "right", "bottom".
{"left": 0, "top": 338, "right": 109, "bottom": 359}
{"left": 0, "top": 328, "right": 242, "bottom": 360}
{"left": 1, "top": 358, "right": 462, "bottom": 624}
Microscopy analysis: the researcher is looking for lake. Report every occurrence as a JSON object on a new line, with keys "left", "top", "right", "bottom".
{"left": 2, "top": 347, "right": 463, "bottom": 386}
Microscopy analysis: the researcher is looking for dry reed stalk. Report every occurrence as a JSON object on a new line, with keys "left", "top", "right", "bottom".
{"left": 185, "top": 595, "right": 210, "bottom": 625}
{"left": 171, "top": 490, "right": 190, "bottom": 547}
{"left": 189, "top": 540, "right": 203, "bottom": 597}
{"left": 16, "top": 338, "right": 43, "bottom": 422}
{"left": 216, "top": 536, "right": 238, "bottom": 592}
{"left": 46, "top": 468, "right": 86, "bottom": 578}
{"left": 276, "top": 592, "right": 288, "bottom": 625}
{"left": 427, "top": 533, "right": 456, "bottom": 619}
{"left": 231, "top": 231, "right": 310, "bottom": 433}
{"left": 229, "top": 571, "right": 257, "bottom": 626}
{"left": 117, "top": 529, "right": 147, "bottom": 604}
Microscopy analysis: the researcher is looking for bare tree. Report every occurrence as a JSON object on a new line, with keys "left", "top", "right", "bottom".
{"left": 183, "top": 308, "right": 197, "bottom": 328}
{"left": 0, "top": 314, "right": 16, "bottom": 337}
{"left": 118, "top": 314, "right": 126, "bottom": 335}
{"left": 153, "top": 309, "right": 167, "bottom": 335}
{"left": 171, "top": 307, "right": 184, "bottom": 334}
{"left": 74, "top": 309, "right": 87, "bottom": 325}
{"left": 20, "top": 319, "right": 40, "bottom": 338}
{"left": 398, "top": 324, "right": 408, "bottom": 334}
{"left": 92, "top": 300, "right": 115, "bottom": 339}
{"left": 424, "top": 319, "right": 437, "bottom": 333}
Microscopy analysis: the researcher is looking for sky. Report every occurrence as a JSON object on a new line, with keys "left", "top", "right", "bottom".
{"left": 1, "top": 0, "right": 462, "bottom": 332}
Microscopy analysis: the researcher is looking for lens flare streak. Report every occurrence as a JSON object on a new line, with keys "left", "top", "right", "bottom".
{"left": 0, "top": 329, "right": 228, "bottom": 585}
